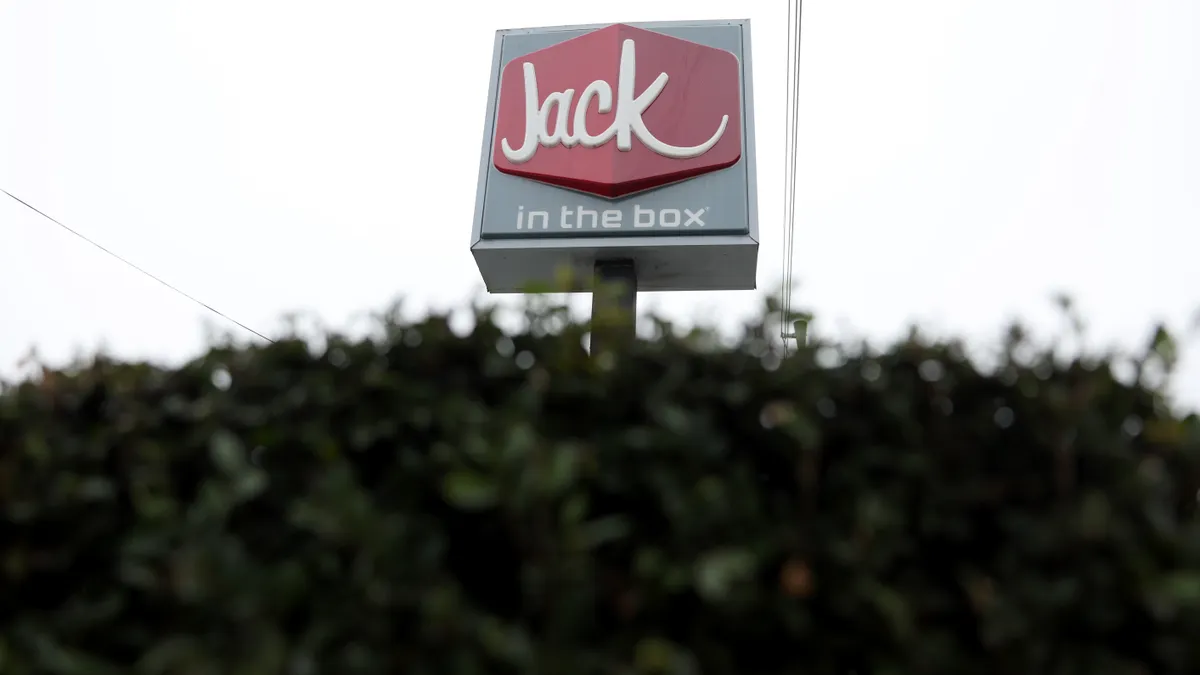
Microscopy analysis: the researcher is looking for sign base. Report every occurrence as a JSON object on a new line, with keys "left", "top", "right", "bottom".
{"left": 471, "top": 235, "right": 757, "bottom": 293}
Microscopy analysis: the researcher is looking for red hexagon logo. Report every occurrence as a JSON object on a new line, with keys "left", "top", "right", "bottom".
{"left": 492, "top": 24, "right": 742, "bottom": 199}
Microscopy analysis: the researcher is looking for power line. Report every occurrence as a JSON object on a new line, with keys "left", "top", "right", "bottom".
{"left": 786, "top": 0, "right": 803, "bottom": 314}
{"left": 780, "top": 0, "right": 804, "bottom": 346}
{"left": 781, "top": 0, "right": 795, "bottom": 343}
{"left": 1, "top": 187, "right": 275, "bottom": 344}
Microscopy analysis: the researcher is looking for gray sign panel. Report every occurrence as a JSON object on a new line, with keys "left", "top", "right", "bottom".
{"left": 471, "top": 20, "right": 759, "bottom": 293}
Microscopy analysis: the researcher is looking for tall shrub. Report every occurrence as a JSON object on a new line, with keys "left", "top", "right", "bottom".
{"left": 1, "top": 302, "right": 1198, "bottom": 674}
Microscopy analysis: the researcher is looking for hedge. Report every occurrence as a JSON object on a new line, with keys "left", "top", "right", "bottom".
{"left": 1, "top": 299, "right": 1199, "bottom": 675}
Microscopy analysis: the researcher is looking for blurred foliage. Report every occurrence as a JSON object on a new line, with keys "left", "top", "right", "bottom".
{"left": 1, "top": 296, "right": 1200, "bottom": 675}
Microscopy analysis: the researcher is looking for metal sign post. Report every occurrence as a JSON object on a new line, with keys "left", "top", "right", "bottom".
{"left": 590, "top": 259, "right": 637, "bottom": 355}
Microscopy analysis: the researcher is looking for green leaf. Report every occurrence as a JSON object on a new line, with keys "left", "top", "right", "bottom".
{"left": 694, "top": 548, "right": 757, "bottom": 603}
{"left": 441, "top": 471, "right": 499, "bottom": 511}
{"left": 634, "top": 637, "right": 687, "bottom": 674}
{"left": 209, "top": 429, "right": 246, "bottom": 474}
{"left": 580, "top": 515, "right": 631, "bottom": 549}
{"left": 1163, "top": 572, "right": 1200, "bottom": 607}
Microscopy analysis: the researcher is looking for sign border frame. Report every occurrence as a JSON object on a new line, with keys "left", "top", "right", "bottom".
{"left": 469, "top": 19, "right": 759, "bottom": 293}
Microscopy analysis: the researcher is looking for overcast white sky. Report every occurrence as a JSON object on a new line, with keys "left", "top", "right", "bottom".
{"left": 2, "top": 1, "right": 1199, "bottom": 403}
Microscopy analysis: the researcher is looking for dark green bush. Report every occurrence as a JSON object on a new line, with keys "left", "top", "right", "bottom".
{"left": 2, "top": 300, "right": 1199, "bottom": 675}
